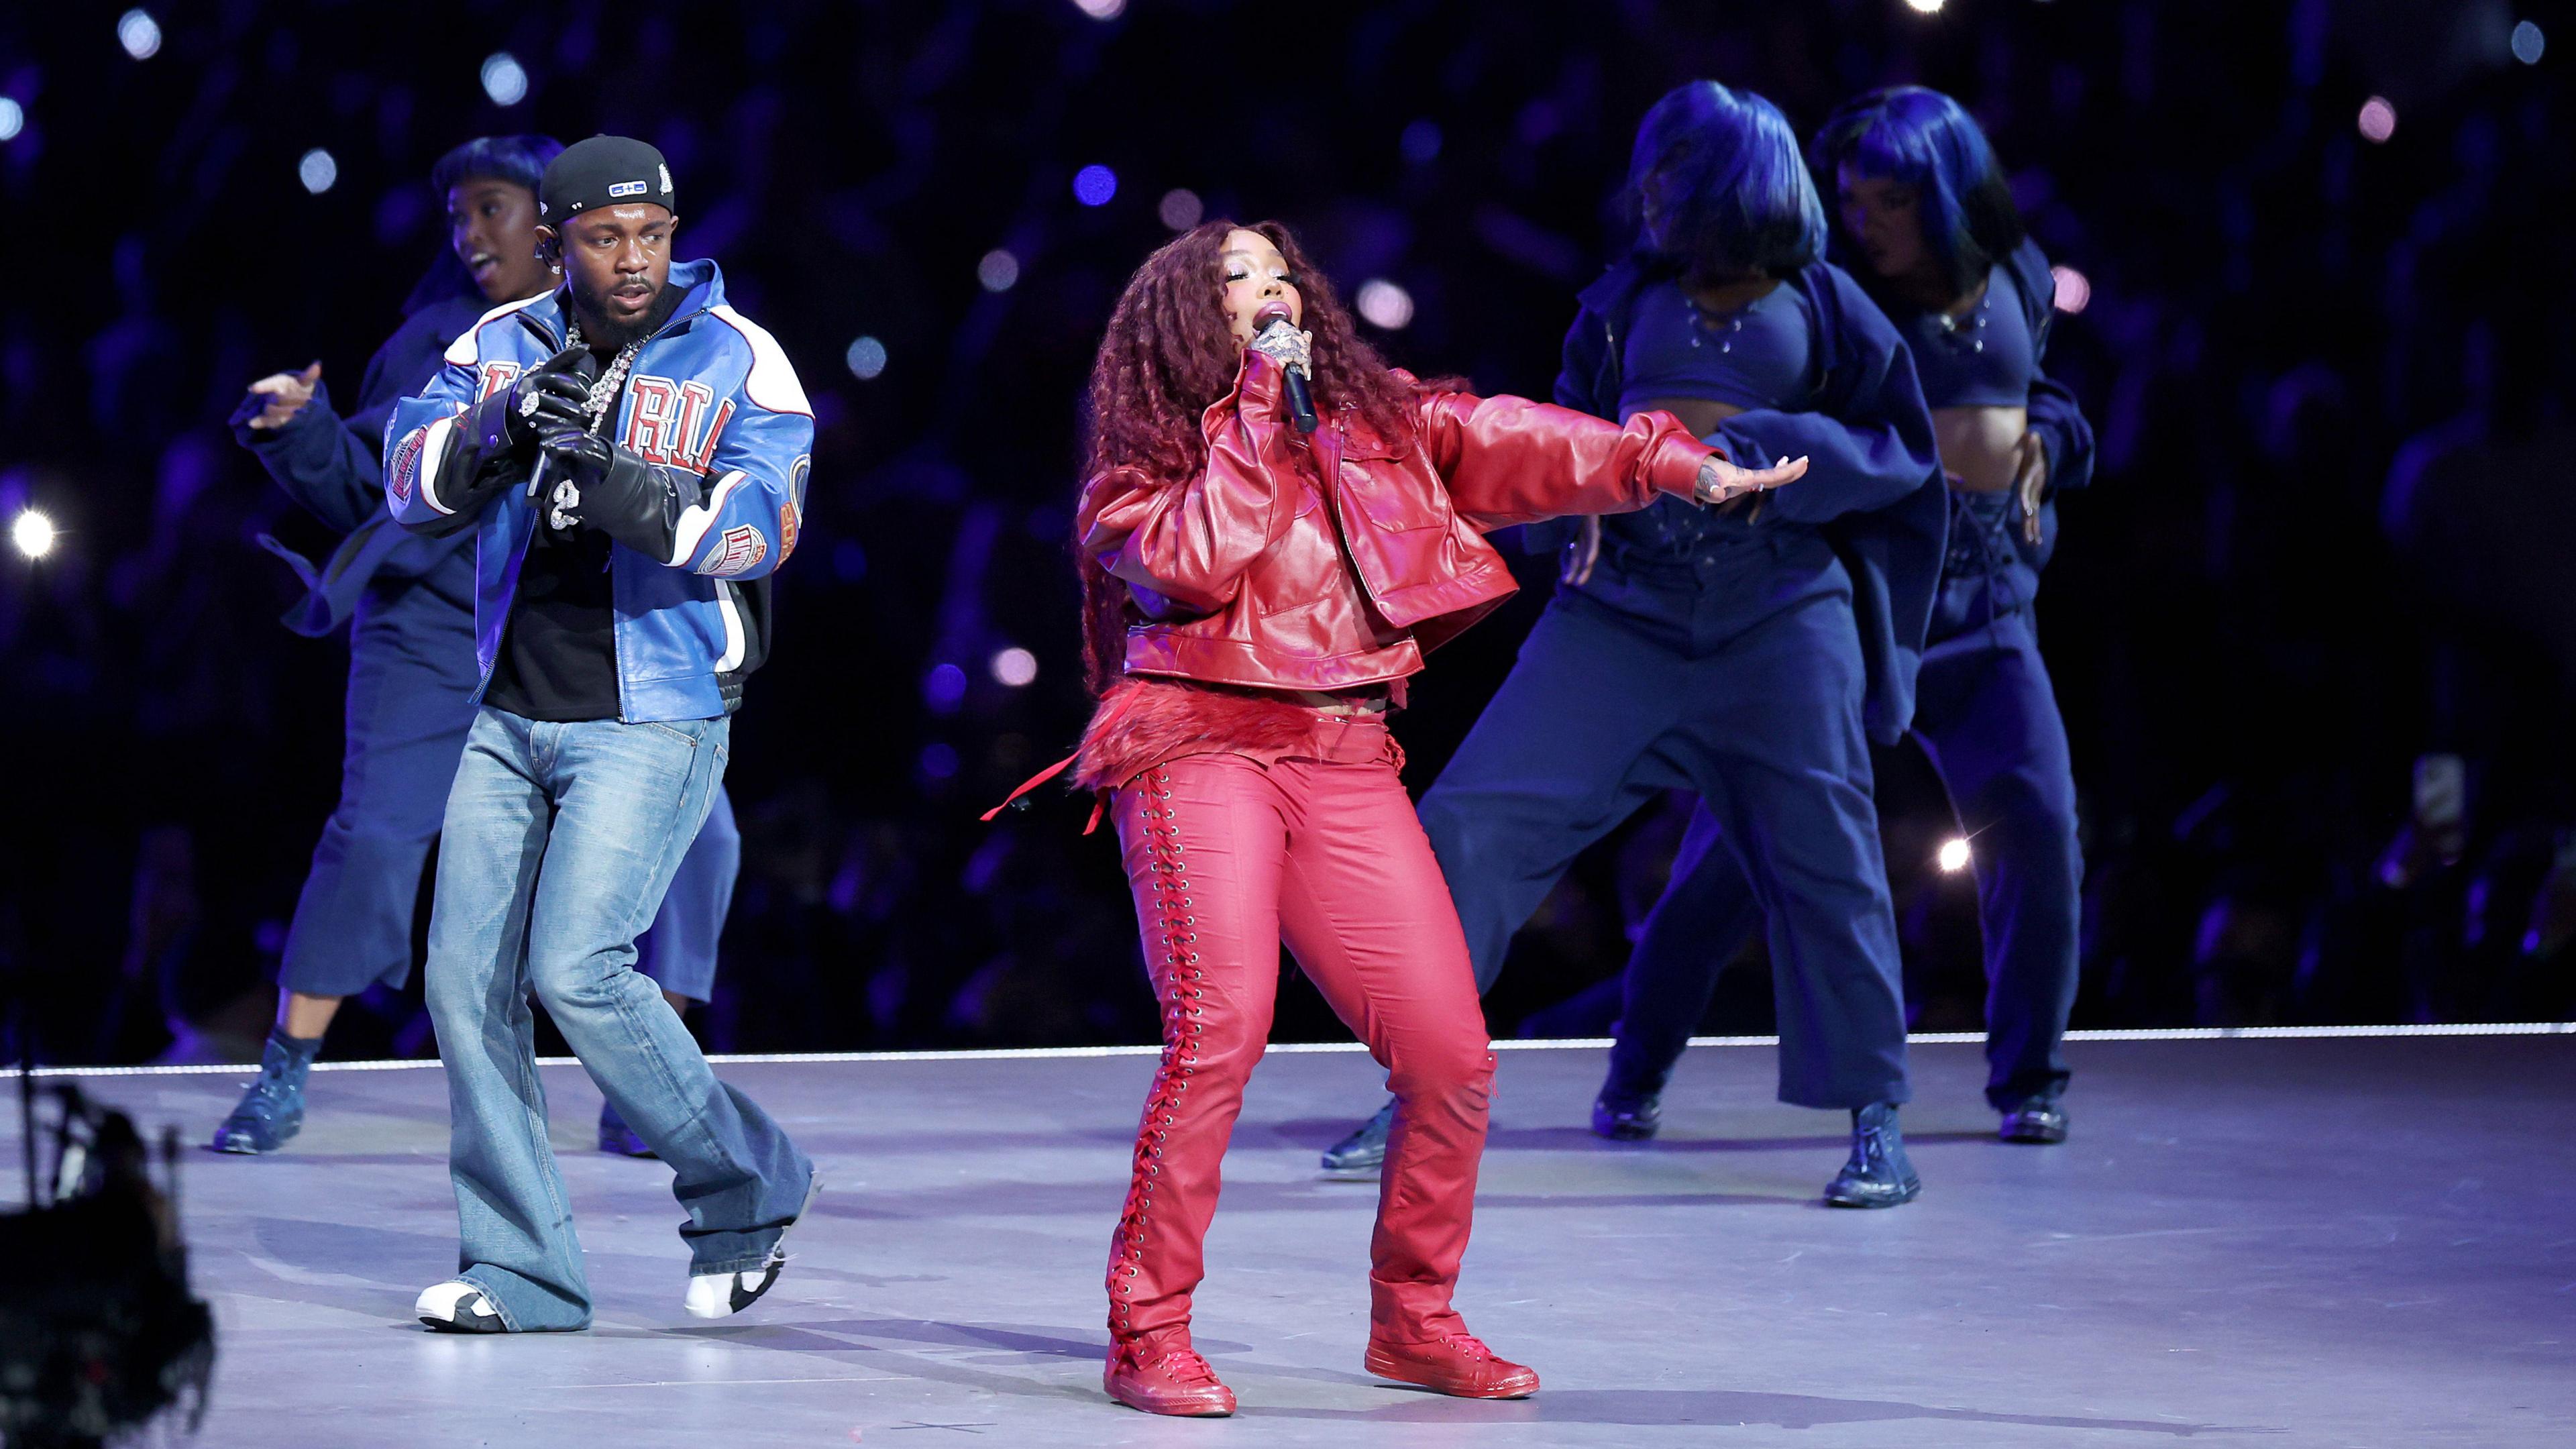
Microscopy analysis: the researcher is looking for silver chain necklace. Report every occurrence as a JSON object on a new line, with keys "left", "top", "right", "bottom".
{"left": 544, "top": 315, "right": 645, "bottom": 531}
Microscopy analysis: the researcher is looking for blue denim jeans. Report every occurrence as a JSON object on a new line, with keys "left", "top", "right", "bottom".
{"left": 425, "top": 706, "right": 811, "bottom": 1330}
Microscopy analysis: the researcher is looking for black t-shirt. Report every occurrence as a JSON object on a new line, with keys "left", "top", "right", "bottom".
{"left": 482, "top": 305, "right": 662, "bottom": 722}
{"left": 480, "top": 492, "right": 623, "bottom": 722}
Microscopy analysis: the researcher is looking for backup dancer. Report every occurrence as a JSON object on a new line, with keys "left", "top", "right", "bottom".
{"left": 215, "top": 135, "right": 739, "bottom": 1161}
{"left": 1059, "top": 219, "right": 1801, "bottom": 1415}
{"left": 1605, "top": 87, "right": 2096, "bottom": 1144}
{"left": 386, "top": 137, "right": 816, "bottom": 1332}
{"left": 1320, "top": 82, "right": 1946, "bottom": 1208}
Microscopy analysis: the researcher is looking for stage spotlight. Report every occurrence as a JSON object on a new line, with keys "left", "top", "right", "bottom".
{"left": 2050, "top": 264, "right": 2092, "bottom": 315}
{"left": 0, "top": 99, "right": 21, "bottom": 142}
{"left": 925, "top": 661, "right": 968, "bottom": 711}
{"left": 1158, "top": 188, "right": 1203, "bottom": 230}
{"left": 1903, "top": 0, "right": 1945, "bottom": 14}
{"left": 13, "top": 509, "right": 57, "bottom": 559}
{"left": 977, "top": 249, "right": 1020, "bottom": 292}
{"left": 991, "top": 647, "right": 1038, "bottom": 688}
{"left": 2357, "top": 97, "right": 2397, "bottom": 144}
{"left": 1356, "top": 279, "right": 1415, "bottom": 330}
{"left": 299, "top": 148, "right": 338, "bottom": 194}
{"left": 481, "top": 52, "right": 529, "bottom": 106}
{"left": 845, "top": 336, "right": 888, "bottom": 380}
{"left": 1937, "top": 838, "right": 1972, "bottom": 873}
{"left": 2512, "top": 21, "right": 2544, "bottom": 64}
{"left": 1073, "top": 164, "right": 1118, "bottom": 207}
{"left": 1072, "top": 0, "right": 1127, "bottom": 19}
{"left": 117, "top": 10, "right": 161, "bottom": 60}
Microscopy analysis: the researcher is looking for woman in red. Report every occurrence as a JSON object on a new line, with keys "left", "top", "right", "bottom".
{"left": 1071, "top": 220, "right": 1803, "bottom": 1416}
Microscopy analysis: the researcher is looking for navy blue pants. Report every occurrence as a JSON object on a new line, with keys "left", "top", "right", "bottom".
{"left": 275, "top": 592, "right": 737, "bottom": 1004}
{"left": 1613, "top": 493, "right": 2080, "bottom": 1110}
{"left": 1417, "top": 533, "right": 1911, "bottom": 1110}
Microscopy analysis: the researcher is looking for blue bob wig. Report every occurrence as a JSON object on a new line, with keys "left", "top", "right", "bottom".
{"left": 430, "top": 133, "right": 564, "bottom": 198}
{"left": 1623, "top": 81, "right": 1826, "bottom": 280}
{"left": 1811, "top": 87, "right": 2024, "bottom": 295}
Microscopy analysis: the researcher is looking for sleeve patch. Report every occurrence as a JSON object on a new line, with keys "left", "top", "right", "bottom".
{"left": 698, "top": 523, "right": 769, "bottom": 577}
{"left": 389, "top": 427, "right": 425, "bottom": 504}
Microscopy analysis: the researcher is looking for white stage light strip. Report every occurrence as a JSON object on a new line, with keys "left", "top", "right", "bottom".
{"left": 19, "top": 1020, "right": 2574, "bottom": 1078}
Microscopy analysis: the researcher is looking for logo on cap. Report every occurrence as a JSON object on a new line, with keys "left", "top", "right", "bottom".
{"left": 659, "top": 164, "right": 674, "bottom": 195}
{"left": 608, "top": 180, "right": 647, "bottom": 198}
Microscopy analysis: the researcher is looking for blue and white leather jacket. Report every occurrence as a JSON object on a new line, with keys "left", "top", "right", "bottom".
{"left": 383, "top": 259, "right": 813, "bottom": 722}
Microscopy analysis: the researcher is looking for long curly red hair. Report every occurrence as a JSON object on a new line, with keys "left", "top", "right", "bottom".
{"left": 1076, "top": 219, "right": 1419, "bottom": 695}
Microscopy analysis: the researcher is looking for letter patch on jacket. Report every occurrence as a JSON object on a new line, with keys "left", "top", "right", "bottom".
{"left": 388, "top": 426, "right": 424, "bottom": 504}
{"left": 476, "top": 362, "right": 522, "bottom": 402}
{"left": 699, "top": 523, "right": 768, "bottom": 577}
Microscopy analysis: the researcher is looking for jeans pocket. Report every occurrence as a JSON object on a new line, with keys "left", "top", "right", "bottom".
{"left": 643, "top": 718, "right": 714, "bottom": 747}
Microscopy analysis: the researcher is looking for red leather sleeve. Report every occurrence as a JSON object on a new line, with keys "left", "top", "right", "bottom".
{"left": 1415, "top": 390, "right": 1719, "bottom": 532}
{"left": 1077, "top": 352, "right": 1303, "bottom": 612}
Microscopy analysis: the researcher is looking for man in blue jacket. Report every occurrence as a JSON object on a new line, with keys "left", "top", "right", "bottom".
{"left": 217, "top": 136, "right": 739, "bottom": 1162}
{"left": 386, "top": 136, "right": 815, "bottom": 1333}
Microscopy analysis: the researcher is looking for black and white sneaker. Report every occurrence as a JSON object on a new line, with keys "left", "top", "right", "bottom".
{"left": 684, "top": 1168, "right": 823, "bottom": 1321}
{"left": 415, "top": 1279, "right": 506, "bottom": 1333}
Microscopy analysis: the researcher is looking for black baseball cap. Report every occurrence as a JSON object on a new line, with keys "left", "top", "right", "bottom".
{"left": 539, "top": 135, "right": 677, "bottom": 225}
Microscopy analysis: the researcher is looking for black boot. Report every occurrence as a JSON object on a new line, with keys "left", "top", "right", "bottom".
{"left": 1824, "top": 1102, "right": 1920, "bottom": 1208}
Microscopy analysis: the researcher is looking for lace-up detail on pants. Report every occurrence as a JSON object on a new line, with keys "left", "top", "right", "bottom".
{"left": 1108, "top": 767, "right": 1201, "bottom": 1343}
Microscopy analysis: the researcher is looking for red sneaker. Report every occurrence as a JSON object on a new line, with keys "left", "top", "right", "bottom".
{"left": 1364, "top": 1332, "right": 1540, "bottom": 1399}
{"left": 1104, "top": 1341, "right": 1237, "bottom": 1417}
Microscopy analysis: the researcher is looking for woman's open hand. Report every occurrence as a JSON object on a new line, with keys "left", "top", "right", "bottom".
{"left": 1692, "top": 451, "right": 1808, "bottom": 507}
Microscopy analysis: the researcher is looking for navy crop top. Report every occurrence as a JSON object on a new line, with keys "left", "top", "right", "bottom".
{"left": 1900, "top": 262, "right": 2034, "bottom": 409}
{"left": 1616, "top": 276, "right": 1817, "bottom": 420}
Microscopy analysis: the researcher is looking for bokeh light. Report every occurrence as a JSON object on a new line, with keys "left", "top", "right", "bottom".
{"left": 1356, "top": 279, "right": 1415, "bottom": 330}
{"left": 1903, "top": 0, "right": 1945, "bottom": 14}
{"left": 1938, "top": 838, "right": 1972, "bottom": 873}
{"left": 845, "top": 336, "right": 888, "bottom": 380}
{"left": 924, "top": 661, "right": 968, "bottom": 710}
{"left": 299, "top": 148, "right": 339, "bottom": 194}
{"left": 2512, "top": 20, "right": 2545, "bottom": 64}
{"left": 1158, "top": 188, "right": 1203, "bottom": 230}
{"left": 117, "top": 10, "right": 162, "bottom": 60}
{"left": 1071, "top": 0, "right": 1127, "bottom": 18}
{"left": 480, "top": 52, "right": 529, "bottom": 106}
{"left": 918, "top": 741, "right": 961, "bottom": 781}
{"left": 2050, "top": 265, "right": 2092, "bottom": 315}
{"left": 977, "top": 249, "right": 1020, "bottom": 292}
{"left": 2357, "top": 97, "right": 2397, "bottom": 144}
{"left": 0, "top": 99, "right": 21, "bottom": 143}
{"left": 1072, "top": 164, "right": 1118, "bottom": 207}
{"left": 12, "top": 510, "right": 57, "bottom": 559}
{"left": 991, "top": 647, "right": 1039, "bottom": 688}
{"left": 1400, "top": 119, "right": 1443, "bottom": 165}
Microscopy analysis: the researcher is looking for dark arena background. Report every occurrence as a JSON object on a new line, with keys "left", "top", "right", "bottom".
{"left": 1, "top": 3, "right": 2572, "bottom": 1446}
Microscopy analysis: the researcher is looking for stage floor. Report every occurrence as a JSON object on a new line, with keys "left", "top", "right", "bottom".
{"left": 17, "top": 1032, "right": 2575, "bottom": 1448}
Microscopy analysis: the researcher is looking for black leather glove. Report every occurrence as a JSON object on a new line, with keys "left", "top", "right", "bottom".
{"left": 535, "top": 426, "right": 692, "bottom": 559}
{"left": 461, "top": 344, "right": 595, "bottom": 461}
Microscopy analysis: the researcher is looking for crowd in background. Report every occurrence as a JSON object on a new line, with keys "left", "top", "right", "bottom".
{"left": 1, "top": 0, "right": 2569, "bottom": 1065}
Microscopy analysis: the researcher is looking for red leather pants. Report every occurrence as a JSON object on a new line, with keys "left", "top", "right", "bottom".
{"left": 1106, "top": 724, "right": 1495, "bottom": 1349}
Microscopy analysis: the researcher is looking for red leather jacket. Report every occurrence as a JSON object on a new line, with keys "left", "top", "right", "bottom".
{"left": 1078, "top": 350, "right": 1717, "bottom": 694}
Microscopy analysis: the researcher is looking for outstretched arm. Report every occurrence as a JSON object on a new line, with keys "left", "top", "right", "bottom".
{"left": 1077, "top": 350, "right": 1305, "bottom": 612}
{"left": 1417, "top": 388, "right": 1803, "bottom": 532}
{"left": 233, "top": 365, "right": 388, "bottom": 535}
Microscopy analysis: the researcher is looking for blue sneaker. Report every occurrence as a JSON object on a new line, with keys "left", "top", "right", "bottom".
{"left": 1591, "top": 1087, "right": 1662, "bottom": 1141}
{"left": 1321, "top": 1099, "right": 1395, "bottom": 1175}
{"left": 598, "top": 1099, "right": 657, "bottom": 1158}
{"left": 1823, "top": 1102, "right": 1921, "bottom": 1208}
{"left": 209, "top": 1028, "right": 319, "bottom": 1154}
{"left": 1999, "top": 1096, "right": 2069, "bottom": 1144}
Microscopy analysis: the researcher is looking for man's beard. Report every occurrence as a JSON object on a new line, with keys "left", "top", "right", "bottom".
{"left": 571, "top": 279, "right": 667, "bottom": 347}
